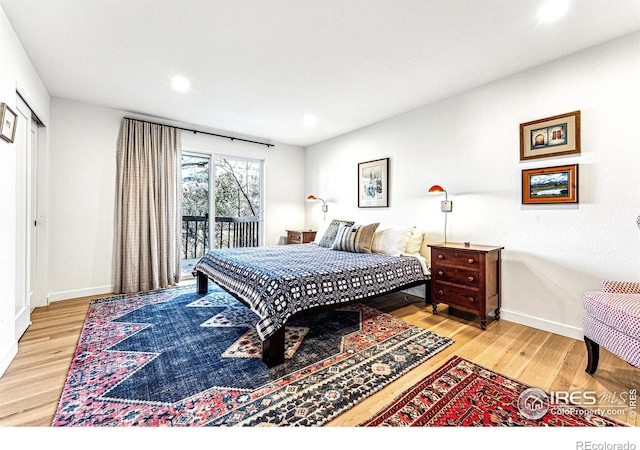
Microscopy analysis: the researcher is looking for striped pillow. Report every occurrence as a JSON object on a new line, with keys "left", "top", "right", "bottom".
{"left": 318, "top": 219, "right": 355, "bottom": 248}
{"left": 331, "top": 223, "right": 380, "bottom": 253}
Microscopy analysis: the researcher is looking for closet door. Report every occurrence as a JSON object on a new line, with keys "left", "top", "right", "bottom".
{"left": 14, "top": 96, "right": 38, "bottom": 340}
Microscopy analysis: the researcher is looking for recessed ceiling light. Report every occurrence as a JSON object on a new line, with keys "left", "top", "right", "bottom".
{"left": 171, "top": 76, "right": 190, "bottom": 93}
{"left": 537, "top": 0, "right": 570, "bottom": 25}
{"left": 303, "top": 113, "right": 318, "bottom": 128}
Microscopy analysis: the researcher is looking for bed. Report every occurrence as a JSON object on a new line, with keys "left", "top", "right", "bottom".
{"left": 194, "top": 222, "right": 430, "bottom": 367}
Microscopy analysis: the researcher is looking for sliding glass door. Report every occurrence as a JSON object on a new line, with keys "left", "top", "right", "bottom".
{"left": 181, "top": 153, "right": 211, "bottom": 276}
{"left": 181, "top": 152, "right": 263, "bottom": 277}
{"left": 213, "top": 157, "right": 262, "bottom": 249}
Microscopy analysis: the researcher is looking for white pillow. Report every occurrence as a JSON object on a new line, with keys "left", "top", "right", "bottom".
{"left": 372, "top": 225, "right": 414, "bottom": 256}
{"left": 405, "top": 228, "right": 425, "bottom": 254}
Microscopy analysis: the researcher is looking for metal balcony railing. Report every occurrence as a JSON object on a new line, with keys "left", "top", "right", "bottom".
{"left": 182, "top": 214, "right": 260, "bottom": 259}
{"left": 214, "top": 216, "right": 260, "bottom": 249}
{"left": 182, "top": 215, "right": 209, "bottom": 260}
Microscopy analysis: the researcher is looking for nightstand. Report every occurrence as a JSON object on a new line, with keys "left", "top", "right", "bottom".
{"left": 286, "top": 230, "right": 317, "bottom": 244}
{"left": 428, "top": 242, "right": 503, "bottom": 330}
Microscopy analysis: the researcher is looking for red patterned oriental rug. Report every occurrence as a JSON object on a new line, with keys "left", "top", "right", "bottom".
{"left": 52, "top": 283, "right": 453, "bottom": 426}
{"left": 360, "top": 356, "right": 628, "bottom": 427}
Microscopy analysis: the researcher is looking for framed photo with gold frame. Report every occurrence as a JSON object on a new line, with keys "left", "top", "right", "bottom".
{"left": 520, "top": 111, "right": 580, "bottom": 161}
{"left": 522, "top": 164, "right": 578, "bottom": 204}
{"left": 0, "top": 103, "right": 18, "bottom": 143}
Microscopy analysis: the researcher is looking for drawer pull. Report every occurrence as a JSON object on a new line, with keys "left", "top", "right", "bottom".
{"left": 438, "top": 271, "right": 444, "bottom": 276}
{"left": 438, "top": 254, "right": 444, "bottom": 259}
{"left": 468, "top": 297, "right": 475, "bottom": 303}
{"left": 468, "top": 276, "right": 475, "bottom": 282}
{"left": 468, "top": 258, "right": 475, "bottom": 264}
{"left": 438, "top": 289, "right": 444, "bottom": 296}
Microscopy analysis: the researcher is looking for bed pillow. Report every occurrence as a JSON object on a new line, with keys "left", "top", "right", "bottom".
{"left": 371, "top": 225, "right": 414, "bottom": 256}
{"left": 313, "top": 219, "right": 331, "bottom": 244}
{"left": 405, "top": 228, "right": 425, "bottom": 254}
{"left": 331, "top": 222, "right": 380, "bottom": 253}
{"left": 318, "top": 219, "right": 355, "bottom": 248}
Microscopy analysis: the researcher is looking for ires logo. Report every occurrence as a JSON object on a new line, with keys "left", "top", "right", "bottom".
{"left": 518, "top": 388, "right": 599, "bottom": 420}
{"left": 519, "top": 387, "right": 636, "bottom": 420}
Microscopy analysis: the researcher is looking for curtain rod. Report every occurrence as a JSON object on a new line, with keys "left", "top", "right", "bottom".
{"left": 124, "top": 117, "right": 274, "bottom": 148}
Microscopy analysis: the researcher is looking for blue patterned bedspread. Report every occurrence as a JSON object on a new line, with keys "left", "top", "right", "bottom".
{"left": 194, "top": 244, "right": 427, "bottom": 340}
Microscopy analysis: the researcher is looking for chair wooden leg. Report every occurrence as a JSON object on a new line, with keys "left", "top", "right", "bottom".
{"left": 584, "top": 336, "right": 600, "bottom": 374}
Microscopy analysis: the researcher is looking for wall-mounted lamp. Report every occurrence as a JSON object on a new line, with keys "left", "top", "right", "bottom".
{"left": 306, "top": 195, "right": 328, "bottom": 213}
{"left": 428, "top": 185, "right": 452, "bottom": 212}
{"left": 428, "top": 185, "right": 452, "bottom": 243}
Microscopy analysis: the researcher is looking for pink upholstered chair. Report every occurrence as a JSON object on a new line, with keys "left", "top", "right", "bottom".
{"left": 581, "top": 281, "right": 640, "bottom": 373}
{"left": 581, "top": 215, "right": 640, "bottom": 374}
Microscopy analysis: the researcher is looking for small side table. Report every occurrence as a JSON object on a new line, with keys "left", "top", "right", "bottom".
{"left": 286, "top": 230, "right": 316, "bottom": 244}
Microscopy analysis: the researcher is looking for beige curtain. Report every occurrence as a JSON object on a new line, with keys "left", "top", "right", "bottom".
{"left": 115, "top": 118, "right": 182, "bottom": 293}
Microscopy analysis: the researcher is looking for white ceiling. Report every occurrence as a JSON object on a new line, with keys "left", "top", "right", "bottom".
{"left": 2, "top": 0, "right": 639, "bottom": 147}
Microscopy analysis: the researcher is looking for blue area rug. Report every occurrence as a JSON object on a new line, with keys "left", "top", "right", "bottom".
{"left": 52, "top": 282, "right": 453, "bottom": 426}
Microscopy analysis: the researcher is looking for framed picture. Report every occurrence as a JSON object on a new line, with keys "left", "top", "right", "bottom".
{"left": 358, "top": 158, "right": 389, "bottom": 208}
{"left": 522, "top": 164, "right": 578, "bottom": 204}
{"left": 520, "top": 111, "right": 580, "bottom": 161}
{"left": 0, "top": 103, "right": 18, "bottom": 143}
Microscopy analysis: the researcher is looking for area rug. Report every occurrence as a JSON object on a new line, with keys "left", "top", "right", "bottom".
{"left": 360, "top": 355, "right": 628, "bottom": 427}
{"left": 52, "top": 283, "right": 453, "bottom": 426}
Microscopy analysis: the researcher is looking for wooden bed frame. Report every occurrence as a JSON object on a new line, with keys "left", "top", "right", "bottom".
{"left": 196, "top": 270, "right": 430, "bottom": 367}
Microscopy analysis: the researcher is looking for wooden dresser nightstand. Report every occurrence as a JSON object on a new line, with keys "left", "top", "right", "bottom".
{"left": 428, "top": 242, "right": 504, "bottom": 330}
{"left": 286, "top": 230, "right": 317, "bottom": 244}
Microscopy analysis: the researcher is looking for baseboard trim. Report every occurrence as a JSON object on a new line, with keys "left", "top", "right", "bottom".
{"left": 48, "top": 285, "right": 115, "bottom": 303}
{"left": 0, "top": 342, "right": 18, "bottom": 378}
{"left": 500, "top": 309, "right": 583, "bottom": 341}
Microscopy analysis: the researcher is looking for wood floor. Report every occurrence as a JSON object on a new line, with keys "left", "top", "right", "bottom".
{"left": 0, "top": 286, "right": 637, "bottom": 427}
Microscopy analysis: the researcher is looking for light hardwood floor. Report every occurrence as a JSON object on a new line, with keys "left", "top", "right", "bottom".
{"left": 0, "top": 287, "right": 637, "bottom": 427}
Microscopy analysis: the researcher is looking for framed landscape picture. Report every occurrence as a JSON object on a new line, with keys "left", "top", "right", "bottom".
{"left": 358, "top": 158, "right": 389, "bottom": 208}
{"left": 522, "top": 164, "right": 578, "bottom": 204}
{"left": 520, "top": 111, "right": 580, "bottom": 161}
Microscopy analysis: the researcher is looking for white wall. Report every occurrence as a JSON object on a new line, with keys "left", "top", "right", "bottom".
{"left": 305, "top": 32, "right": 640, "bottom": 340}
{"left": 48, "top": 99, "right": 122, "bottom": 301}
{"left": 0, "top": 5, "right": 50, "bottom": 376}
{"left": 47, "top": 98, "right": 306, "bottom": 302}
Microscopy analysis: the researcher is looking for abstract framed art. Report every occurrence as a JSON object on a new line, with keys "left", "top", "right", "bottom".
{"left": 520, "top": 111, "right": 580, "bottom": 161}
{"left": 0, "top": 103, "right": 18, "bottom": 143}
{"left": 522, "top": 164, "right": 578, "bottom": 204}
{"left": 358, "top": 158, "right": 389, "bottom": 208}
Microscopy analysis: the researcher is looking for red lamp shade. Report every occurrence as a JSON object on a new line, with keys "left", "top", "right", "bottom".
{"left": 428, "top": 185, "right": 445, "bottom": 193}
{"left": 306, "top": 195, "right": 318, "bottom": 201}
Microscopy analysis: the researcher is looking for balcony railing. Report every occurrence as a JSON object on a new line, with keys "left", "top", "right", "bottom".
{"left": 215, "top": 216, "right": 260, "bottom": 249}
{"left": 182, "top": 215, "right": 260, "bottom": 259}
{"left": 182, "top": 215, "right": 209, "bottom": 260}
